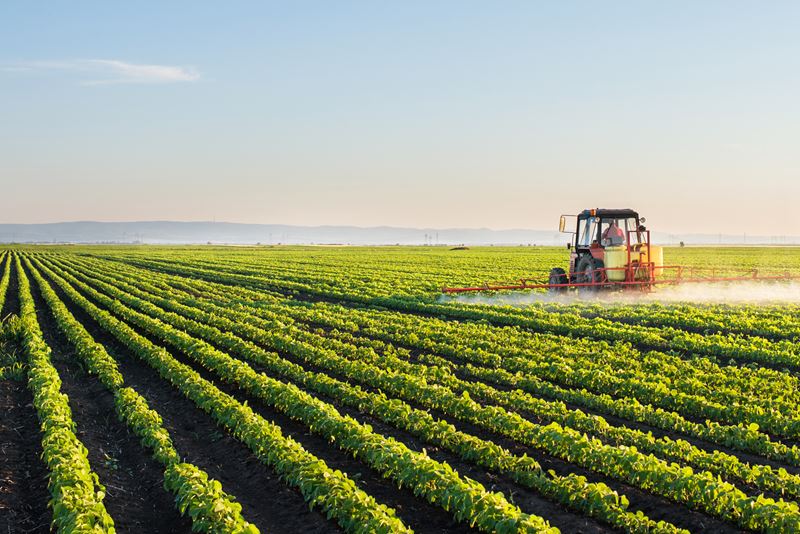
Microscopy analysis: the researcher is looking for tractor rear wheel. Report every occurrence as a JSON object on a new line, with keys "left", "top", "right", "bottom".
{"left": 548, "top": 267, "right": 567, "bottom": 293}
{"left": 576, "top": 256, "right": 604, "bottom": 291}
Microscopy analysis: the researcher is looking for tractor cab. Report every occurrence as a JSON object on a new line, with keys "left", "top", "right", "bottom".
{"left": 570, "top": 208, "right": 643, "bottom": 249}
{"left": 554, "top": 208, "right": 649, "bottom": 288}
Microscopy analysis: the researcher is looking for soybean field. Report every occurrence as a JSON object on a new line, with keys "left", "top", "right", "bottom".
{"left": 3, "top": 245, "right": 800, "bottom": 534}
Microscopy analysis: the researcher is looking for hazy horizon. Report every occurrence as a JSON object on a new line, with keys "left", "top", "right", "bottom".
{"left": 2, "top": 220, "right": 797, "bottom": 247}
{"left": 2, "top": 2, "right": 799, "bottom": 235}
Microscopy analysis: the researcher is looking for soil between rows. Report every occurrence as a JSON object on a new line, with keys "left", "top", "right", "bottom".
{"left": 0, "top": 379, "right": 51, "bottom": 534}
{"left": 1, "top": 255, "right": 21, "bottom": 318}
{"left": 34, "top": 260, "right": 341, "bottom": 534}
{"left": 1, "top": 255, "right": 50, "bottom": 534}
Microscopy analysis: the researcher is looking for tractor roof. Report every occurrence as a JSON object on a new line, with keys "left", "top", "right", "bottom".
{"left": 579, "top": 208, "right": 639, "bottom": 219}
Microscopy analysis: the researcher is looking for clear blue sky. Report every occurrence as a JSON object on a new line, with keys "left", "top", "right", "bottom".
{"left": 2, "top": 1, "right": 798, "bottom": 235}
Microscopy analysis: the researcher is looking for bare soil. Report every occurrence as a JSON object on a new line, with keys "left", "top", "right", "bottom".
{"left": 0, "top": 379, "right": 51, "bottom": 534}
{"left": 0, "top": 257, "right": 50, "bottom": 534}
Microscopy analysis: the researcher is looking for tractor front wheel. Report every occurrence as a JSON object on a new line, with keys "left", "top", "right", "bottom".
{"left": 576, "top": 256, "right": 604, "bottom": 291}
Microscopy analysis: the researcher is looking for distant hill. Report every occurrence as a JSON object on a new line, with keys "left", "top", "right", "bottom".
{"left": 0, "top": 221, "right": 796, "bottom": 246}
{"left": 0, "top": 221, "right": 558, "bottom": 245}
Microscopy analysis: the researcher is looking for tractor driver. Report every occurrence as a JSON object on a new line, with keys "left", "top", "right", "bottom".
{"left": 602, "top": 220, "right": 625, "bottom": 246}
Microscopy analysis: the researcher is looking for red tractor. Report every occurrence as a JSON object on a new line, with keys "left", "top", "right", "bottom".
{"left": 548, "top": 208, "right": 659, "bottom": 292}
{"left": 441, "top": 207, "right": 796, "bottom": 294}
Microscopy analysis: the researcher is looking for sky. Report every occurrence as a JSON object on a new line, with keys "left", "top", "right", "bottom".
{"left": 1, "top": 1, "right": 799, "bottom": 235}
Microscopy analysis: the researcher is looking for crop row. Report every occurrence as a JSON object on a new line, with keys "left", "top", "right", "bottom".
{"left": 0, "top": 251, "right": 10, "bottom": 312}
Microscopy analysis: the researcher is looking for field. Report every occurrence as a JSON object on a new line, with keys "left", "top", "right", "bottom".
{"left": 2, "top": 245, "right": 800, "bottom": 533}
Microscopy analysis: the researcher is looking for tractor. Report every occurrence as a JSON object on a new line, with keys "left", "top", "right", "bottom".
{"left": 549, "top": 208, "right": 659, "bottom": 292}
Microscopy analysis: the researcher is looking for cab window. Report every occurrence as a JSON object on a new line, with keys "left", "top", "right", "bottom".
{"left": 578, "top": 216, "right": 599, "bottom": 247}
{"left": 600, "top": 218, "right": 626, "bottom": 246}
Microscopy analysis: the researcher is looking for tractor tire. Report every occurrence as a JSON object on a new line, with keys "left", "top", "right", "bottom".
{"left": 548, "top": 267, "right": 568, "bottom": 293}
{"left": 576, "top": 256, "right": 604, "bottom": 291}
